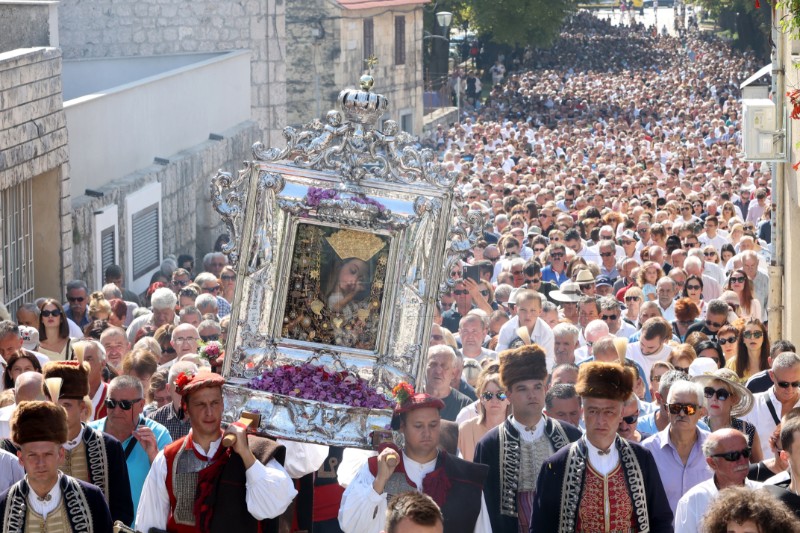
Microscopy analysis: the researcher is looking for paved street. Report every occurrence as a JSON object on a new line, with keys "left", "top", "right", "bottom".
{"left": 591, "top": 6, "right": 687, "bottom": 35}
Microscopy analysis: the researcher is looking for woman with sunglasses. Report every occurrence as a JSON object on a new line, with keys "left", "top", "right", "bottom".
{"left": 694, "top": 368, "right": 762, "bottom": 464}
{"left": 701, "top": 245, "right": 720, "bottom": 265}
{"left": 621, "top": 286, "right": 644, "bottom": 326}
{"left": 458, "top": 364, "right": 509, "bottom": 462}
{"left": 714, "top": 325, "right": 738, "bottom": 365}
{"left": 725, "top": 269, "right": 761, "bottom": 320}
{"left": 728, "top": 318, "right": 770, "bottom": 380}
{"left": 219, "top": 265, "right": 237, "bottom": 304}
{"left": 37, "top": 298, "right": 73, "bottom": 361}
{"left": 681, "top": 274, "right": 706, "bottom": 317}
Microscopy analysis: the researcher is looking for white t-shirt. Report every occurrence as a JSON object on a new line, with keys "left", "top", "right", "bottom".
{"left": 625, "top": 342, "right": 673, "bottom": 381}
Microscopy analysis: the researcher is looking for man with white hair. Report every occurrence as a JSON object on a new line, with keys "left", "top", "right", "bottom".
{"left": 741, "top": 250, "right": 769, "bottom": 320}
{"left": 195, "top": 293, "right": 220, "bottom": 319}
{"left": 424, "top": 345, "right": 472, "bottom": 421}
{"left": 674, "top": 428, "right": 760, "bottom": 533}
{"left": 656, "top": 277, "right": 677, "bottom": 322}
{"left": 194, "top": 272, "right": 231, "bottom": 318}
{"left": 0, "top": 371, "right": 45, "bottom": 438}
{"left": 158, "top": 323, "right": 201, "bottom": 372}
{"left": 147, "top": 361, "right": 198, "bottom": 440}
{"left": 100, "top": 326, "right": 130, "bottom": 372}
{"left": 573, "top": 319, "right": 609, "bottom": 364}
{"left": 202, "top": 251, "right": 228, "bottom": 277}
{"left": 80, "top": 339, "right": 109, "bottom": 421}
{"left": 553, "top": 323, "right": 580, "bottom": 365}
{"left": 126, "top": 287, "right": 179, "bottom": 343}
{"left": 643, "top": 380, "right": 712, "bottom": 514}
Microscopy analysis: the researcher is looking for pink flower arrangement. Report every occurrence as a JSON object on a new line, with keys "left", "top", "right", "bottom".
{"left": 199, "top": 341, "right": 223, "bottom": 362}
{"left": 247, "top": 362, "right": 392, "bottom": 409}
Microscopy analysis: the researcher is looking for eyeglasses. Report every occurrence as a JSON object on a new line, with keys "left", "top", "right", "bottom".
{"left": 105, "top": 398, "right": 142, "bottom": 411}
{"left": 481, "top": 391, "right": 507, "bottom": 401}
{"left": 729, "top": 276, "right": 746, "bottom": 284}
{"left": 684, "top": 242, "right": 698, "bottom": 248}
{"left": 526, "top": 278, "right": 541, "bottom": 284}
{"left": 666, "top": 403, "right": 698, "bottom": 416}
{"left": 67, "top": 296, "right": 85, "bottom": 303}
{"left": 777, "top": 381, "right": 800, "bottom": 389}
{"left": 704, "top": 387, "right": 730, "bottom": 401}
{"left": 163, "top": 346, "right": 177, "bottom": 355}
{"left": 625, "top": 296, "right": 641, "bottom": 302}
{"left": 202, "top": 285, "right": 220, "bottom": 293}
{"left": 534, "top": 247, "right": 546, "bottom": 253}
{"left": 430, "top": 334, "right": 444, "bottom": 342}
{"left": 550, "top": 252, "right": 564, "bottom": 259}
{"left": 601, "top": 314, "right": 618, "bottom": 321}
{"left": 485, "top": 256, "right": 500, "bottom": 262}
{"left": 600, "top": 252, "right": 614, "bottom": 258}
{"left": 704, "top": 252, "right": 717, "bottom": 257}
{"left": 674, "top": 366, "right": 690, "bottom": 374}
{"left": 707, "top": 320, "right": 726, "bottom": 329}
{"left": 718, "top": 336, "right": 737, "bottom": 345}
{"left": 453, "top": 290, "right": 469, "bottom": 296}
{"left": 172, "top": 279, "right": 189, "bottom": 287}
{"left": 621, "top": 414, "right": 638, "bottom": 425}
{"left": 742, "top": 331, "right": 763, "bottom": 340}
{"left": 201, "top": 334, "right": 220, "bottom": 342}
{"left": 686, "top": 284, "right": 702, "bottom": 291}
{"left": 41, "top": 309, "right": 62, "bottom": 318}
{"left": 221, "top": 275, "right": 236, "bottom": 282}
{"left": 620, "top": 240, "right": 635, "bottom": 246}
{"left": 174, "top": 337, "right": 199, "bottom": 344}
{"left": 711, "top": 448, "right": 752, "bottom": 462}
{"left": 511, "top": 270, "right": 524, "bottom": 275}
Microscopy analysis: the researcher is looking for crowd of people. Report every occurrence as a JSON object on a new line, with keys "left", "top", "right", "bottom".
{"left": 0, "top": 9, "right": 793, "bottom": 533}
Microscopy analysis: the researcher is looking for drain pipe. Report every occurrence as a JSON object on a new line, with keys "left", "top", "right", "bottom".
{"left": 768, "top": 2, "right": 785, "bottom": 340}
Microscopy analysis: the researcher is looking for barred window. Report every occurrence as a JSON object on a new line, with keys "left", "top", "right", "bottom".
{"left": 395, "top": 16, "right": 406, "bottom": 65}
{"left": 364, "top": 18, "right": 374, "bottom": 59}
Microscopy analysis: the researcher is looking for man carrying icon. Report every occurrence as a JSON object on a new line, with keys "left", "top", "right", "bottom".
{"left": 473, "top": 344, "right": 581, "bottom": 533}
{"left": 0, "top": 401, "right": 112, "bottom": 532}
{"left": 338, "top": 385, "right": 491, "bottom": 532}
{"left": 135, "top": 370, "right": 297, "bottom": 532}
{"left": 533, "top": 362, "right": 672, "bottom": 532}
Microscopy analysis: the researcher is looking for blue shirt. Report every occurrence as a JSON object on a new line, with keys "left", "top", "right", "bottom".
{"left": 541, "top": 265, "right": 568, "bottom": 287}
{"left": 90, "top": 415, "right": 172, "bottom": 522}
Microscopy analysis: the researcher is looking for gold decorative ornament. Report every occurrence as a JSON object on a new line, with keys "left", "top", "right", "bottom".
{"left": 326, "top": 229, "right": 385, "bottom": 262}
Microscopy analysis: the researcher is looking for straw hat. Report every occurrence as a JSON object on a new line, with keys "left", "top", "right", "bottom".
{"left": 692, "top": 368, "right": 754, "bottom": 418}
{"left": 551, "top": 281, "right": 583, "bottom": 303}
{"left": 575, "top": 270, "right": 596, "bottom": 286}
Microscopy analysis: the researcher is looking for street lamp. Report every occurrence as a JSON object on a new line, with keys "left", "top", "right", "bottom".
{"left": 436, "top": 11, "right": 453, "bottom": 33}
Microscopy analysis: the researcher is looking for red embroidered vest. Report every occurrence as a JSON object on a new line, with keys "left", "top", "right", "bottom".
{"left": 576, "top": 463, "right": 636, "bottom": 533}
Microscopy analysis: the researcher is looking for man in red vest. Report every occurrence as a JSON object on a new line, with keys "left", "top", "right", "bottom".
{"left": 135, "top": 370, "right": 296, "bottom": 532}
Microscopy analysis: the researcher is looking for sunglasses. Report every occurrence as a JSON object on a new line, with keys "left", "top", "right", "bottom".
{"left": 41, "top": 309, "right": 62, "bottom": 318}
{"left": 742, "top": 331, "right": 763, "bottom": 340}
{"left": 600, "top": 252, "right": 615, "bottom": 258}
{"left": 601, "top": 314, "right": 618, "bottom": 321}
{"left": 718, "top": 336, "right": 737, "bottom": 345}
{"left": 674, "top": 366, "right": 690, "bottom": 374}
{"left": 729, "top": 276, "right": 746, "bottom": 284}
{"left": 201, "top": 334, "right": 220, "bottom": 342}
{"left": 203, "top": 286, "right": 220, "bottom": 293}
{"left": 486, "top": 256, "right": 500, "bottom": 262}
{"left": 105, "top": 398, "right": 142, "bottom": 411}
{"left": 666, "top": 403, "right": 698, "bottom": 416}
{"left": 221, "top": 275, "right": 236, "bottom": 282}
{"left": 711, "top": 447, "right": 752, "bottom": 462}
{"left": 172, "top": 279, "right": 189, "bottom": 287}
{"left": 704, "top": 387, "right": 730, "bottom": 401}
{"left": 550, "top": 253, "right": 564, "bottom": 259}
{"left": 686, "top": 284, "right": 702, "bottom": 290}
{"left": 777, "top": 381, "right": 800, "bottom": 389}
{"left": 453, "top": 290, "right": 469, "bottom": 296}
{"left": 704, "top": 252, "right": 717, "bottom": 257}
{"left": 534, "top": 247, "right": 546, "bottom": 253}
{"left": 625, "top": 296, "right": 641, "bottom": 302}
{"left": 707, "top": 320, "right": 726, "bottom": 328}
{"left": 67, "top": 296, "right": 85, "bottom": 303}
{"left": 621, "top": 414, "right": 638, "bottom": 425}
{"left": 526, "top": 278, "right": 541, "bottom": 284}
{"left": 481, "top": 391, "right": 507, "bottom": 401}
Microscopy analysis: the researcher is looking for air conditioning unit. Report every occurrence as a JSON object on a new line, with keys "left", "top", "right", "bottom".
{"left": 742, "top": 98, "right": 780, "bottom": 161}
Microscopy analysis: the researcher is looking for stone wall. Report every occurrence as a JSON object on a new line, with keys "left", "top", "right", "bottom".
{"left": 0, "top": 46, "right": 70, "bottom": 307}
{"left": 70, "top": 121, "right": 261, "bottom": 291}
{"left": 286, "top": 4, "right": 425, "bottom": 135}
{"left": 56, "top": 0, "right": 286, "bottom": 145}
{"left": 0, "top": 2, "right": 58, "bottom": 53}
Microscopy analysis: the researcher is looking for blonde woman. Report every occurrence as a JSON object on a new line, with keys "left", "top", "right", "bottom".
{"left": 458, "top": 364, "right": 509, "bottom": 461}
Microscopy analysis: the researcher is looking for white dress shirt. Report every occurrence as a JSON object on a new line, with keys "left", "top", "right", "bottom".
{"left": 585, "top": 437, "right": 619, "bottom": 476}
{"left": 741, "top": 387, "right": 800, "bottom": 459}
{"left": 674, "top": 478, "right": 761, "bottom": 533}
{"left": 496, "top": 317, "right": 555, "bottom": 371}
{"left": 27, "top": 473, "right": 63, "bottom": 519}
{"left": 337, "top": 451, "right": 492, "bottom": 533}
{"left": 135, "top": 432, "right": 297, "bottom": 531}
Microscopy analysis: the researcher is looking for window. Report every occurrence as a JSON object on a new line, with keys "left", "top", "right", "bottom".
{"left": 125, "top": 181, "right": 162, "bottom": 294}
{"left": 400, "top": 111, "right": 413, "bottom": 134}
{"left": 394, "top": 16, "right": 406, "bottom": 65}
{"left": 131, "top": 204, "right": 160, "bottom": 279}
{"left": 1, "top": 180, "right": 34, "bottom": 316}
{"left": 93, "top": 205, "right": 119, "bottom": 290}
{"left": 363, "top": 18, "right": 374, "bottom": 59}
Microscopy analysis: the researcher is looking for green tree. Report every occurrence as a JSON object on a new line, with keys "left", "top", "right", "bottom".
{"left": 468, "top": 0, "right": 576, "bottom": 47}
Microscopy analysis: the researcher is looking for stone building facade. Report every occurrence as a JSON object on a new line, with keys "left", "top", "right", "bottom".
{"left": 0, "top": 4, "right": 70, "bottom": 314}
{"left": 286, "top": 0, "right": 427, "bottom": 134}
{"left": 56, "top": 0, "right": 286, "bottom": 146}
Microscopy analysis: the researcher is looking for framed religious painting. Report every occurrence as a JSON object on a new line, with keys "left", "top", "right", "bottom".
{"left": 210, "top": 73, "right": 484, "bottom": 447}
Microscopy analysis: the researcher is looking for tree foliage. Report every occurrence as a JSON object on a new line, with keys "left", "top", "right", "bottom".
{"left": 468, "top": 0, "right": 576, "bottom": 47}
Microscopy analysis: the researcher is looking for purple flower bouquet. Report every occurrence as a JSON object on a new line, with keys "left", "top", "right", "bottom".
{"left": 246, "top": 362, "right": 392, "bottom": 409}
